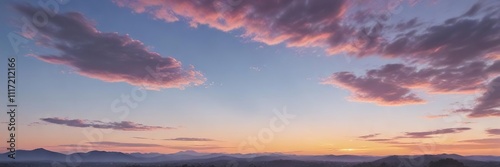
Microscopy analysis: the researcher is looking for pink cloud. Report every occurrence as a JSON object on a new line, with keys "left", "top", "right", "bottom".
{"left": 114, "top": 0, "right": 352, "bottom": 53}
{"left": 115, "top": 1, "right": 500, "bottom": 64}
{"left": 15, "top": 4, "right": 205, "bottom": 90}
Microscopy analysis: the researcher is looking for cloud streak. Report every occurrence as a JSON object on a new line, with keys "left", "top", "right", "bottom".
{"left": 165, "top": 138, "right": 216, "bottom": 142}
{"left": 168, "top": 145, "right": 229, "bottom": 150}
{"left": 58, "top": 142, "right": 228, "bottom": 150}
{"left": 424, "top": 114, "right": 450, "bottom": 119}
{"left": 486, "top": 129, "right": 500, "bottom": 135}
{"left": 88, "top": 141, "right": 164, "bottom": 148}
{"left": 41, "top": 117, "right": 175, "bottom": 131}
{"left": 460, "top": 138, "right": 500, "bottom": 144}
{"left": 358, "top": 133, "right": 380, "bottom": 139}
{"left": 58, "top": 141, "right": 165, "bottom": 149}
{"left": 14, "top": 4, "right": 205, "bottom": 90}
{"left": 360, "top": 128, "right": 472, "bottom": 147}
{"left": 402, "top": 127, "right": 471, "bottom": 139}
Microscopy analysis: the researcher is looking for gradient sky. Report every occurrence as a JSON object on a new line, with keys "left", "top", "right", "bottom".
{"left": 0, "top": 0, "right": 499, "bottom": 156}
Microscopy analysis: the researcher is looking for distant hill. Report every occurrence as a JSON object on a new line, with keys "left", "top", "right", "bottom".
{"left": 0, "top": 148, "right": 65, "bottom": 161}
{"left": 71, "top": 150, "right": 143, "bottom": 162}
{"left": 354, "top": 154, "right": 500, "bottom": 167}
{"left": 466, "top": 155, "right": 500, "bottom": 162}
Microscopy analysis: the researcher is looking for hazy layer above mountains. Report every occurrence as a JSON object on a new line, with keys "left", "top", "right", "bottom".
{"left": 1, "top": 148, "right": 500, "bottom": 167}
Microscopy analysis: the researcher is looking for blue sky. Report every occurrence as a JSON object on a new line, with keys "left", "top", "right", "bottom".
{"left": 0, "top": 0, "right": 499, "bottom": 155}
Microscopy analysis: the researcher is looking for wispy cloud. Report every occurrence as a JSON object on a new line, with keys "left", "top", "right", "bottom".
{"left": 164, "top": 138, "right": 216, "bottom": 142}
{"left": 358, "top": 133, "right": 380, "bottom": 139}
{"left": 88, "top": 141, "right": 164, "bottom": 147}
{"left": 365, "top": 138, "right": 393, "bottom": 142}
{"left": 14, "top": 4, "right": 205, "bottom": 90}
{"left": 27, "top": 121, "right": 48, "bottom": 126}
{"left": 133, "top": 137, "right": 155, "bottom": 140}
{"left": 133, "top": 137, "right": 216, "bottom": 142}
{"left": 402, "top": 127, "right": 471, "bottom": 139}
{"left": 424, "top": 114, "right": 450, "bottom": 119}
{"left": 58, "top": 141, "right": 165, "bottom": 148}
{"left": 249, "top": 66, "right": 262, "bottom": 72}
{"left": 361, "top": 128, "right": 472, "bottom": 144}
{"left": 486, "top": 128, "right": 500, "bottom": 135}
{"left": 58, "top": 142, "right": 228, "bottom": 150}
{"left": 389, "top": 143, "right": 500, "bottom": 151}
{"left": 459, "top": 138, "right": 500, "bottom": 144}
{"left": 363, "top": 136, "right": 500, "bottom": 152}
{"left": 168, "top": 145, "right": 229, "bottom": 150}
{"left": 455, "top": 77, "right": 500, "bottom": 117}
{"left": 41, "top": 117, "right": 175, "bottom": 131}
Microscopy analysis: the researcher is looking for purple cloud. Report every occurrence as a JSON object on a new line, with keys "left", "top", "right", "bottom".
{"left": 424, "top": 114, "right": 450, "bottom": 119}
{"left": 361, "top": 137, "right": 418, "bottom": 145}
{"left": 362, "top": 128, "right": 473, "bottom": 144}
{"left": 40, "top": 117, "right": 175, "bottom": 131}
{"left": 133, "top": 137, "right": 154, "bottom": 140}
{"left": 322, "top": 3, "right": 500, "bottom": 106}
{"left": 322, "top": 71, "right": 424, "bottom": 106}
{"left": 168, "top": 145, "right": 229, "bottom": 150}
{"left": 460, "top": 138, "right": 500, "bottom": 144}
{"left": 114, "top": 1, "right": 500, "bottom": 62}
{"left": 379, "top": 14, "right": 500, "bottom": 66}
{"left": 403, "top": 127, "right": 471, "bottom": 138}
{"left": 454, "top": 77, "right": 500, "bottom": 117}
{"left": 358, "top": 133, "right": 380, "bottom": 139}
{"left": 114, "top": 0, "right": 354, "bottom": 54}
{"left": 113, "top": 1, "right": 500, "bottom": 109}
{"left": 59, "top": 142, "right": 227, "bottom": 151}
{"left": 14, "top": 4, "right": 205, "bottom": 90}
{"left": 165, "top": 137, "right": 216, "bottom": 142}
{"left": 88, "top": 141, "right": 164, "bottom": 147}
{"left": 486, "top": 129, "right": 500, "bottom": 135}
{"left": 365, "top": 138, "right": 393, "bottom": 142}
{"left": 323, "top": 61, "right": 499, "bottom": 106}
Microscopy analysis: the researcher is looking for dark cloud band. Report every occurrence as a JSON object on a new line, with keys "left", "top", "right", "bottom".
{"left": 40, "top": 117, "right": 175, "bottom": 131}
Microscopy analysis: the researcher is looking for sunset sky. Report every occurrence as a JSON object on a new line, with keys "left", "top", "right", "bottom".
{"left": 0, "top": 0, "right": 499, "bottom": 156}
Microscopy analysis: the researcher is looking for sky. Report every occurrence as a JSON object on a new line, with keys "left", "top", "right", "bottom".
{"left": 0, "top": 0, "right": 499, "bottom": 156}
